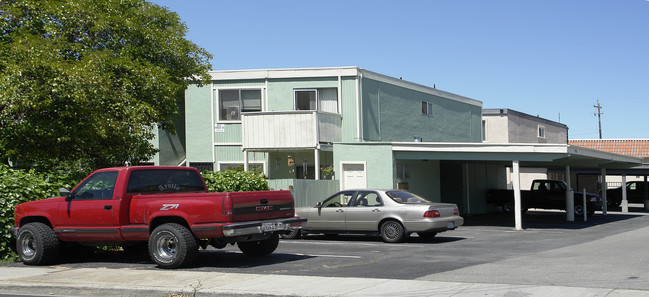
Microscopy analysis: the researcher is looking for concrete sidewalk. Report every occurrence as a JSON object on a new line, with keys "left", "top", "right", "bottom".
{"left": 1, "top": 266, "right": 648, "bottom": 297}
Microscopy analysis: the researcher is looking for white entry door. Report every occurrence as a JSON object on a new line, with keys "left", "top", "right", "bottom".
{"left": 342, "top": 163, "right": 367, "bottom": 190}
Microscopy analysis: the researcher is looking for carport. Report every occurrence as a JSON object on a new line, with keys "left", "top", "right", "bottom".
{"left": 392, "top": 142, "right": 643, "bottom": 230}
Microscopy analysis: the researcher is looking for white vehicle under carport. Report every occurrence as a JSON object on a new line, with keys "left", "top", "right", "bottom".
{"left": 281, "top": 189, "right": 464, "bottom": 243}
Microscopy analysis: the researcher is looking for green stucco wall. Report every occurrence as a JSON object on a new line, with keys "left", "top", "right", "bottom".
{"left": 361, "top": 78, "right": 481, "bottom": 143}
{"left": 395, "top": 159, "right": 442, "bottom": 202}
{"left": 333, "top": 143, "right": 394, "bottom": 189}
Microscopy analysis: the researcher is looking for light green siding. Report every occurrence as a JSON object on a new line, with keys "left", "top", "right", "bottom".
{"left": 340, "top": 77, "right": 358, "bottom": 142}
{"left": 361, "top": 78, "right": 482, "bottom": 143}
{"left": 333, "top": 143, "right": 394, "bottom": 189}
{"left": 213, "top": 124, "right": 242, "bottom": 143}
{"left": 395, "top": 160, "right": 442, "bottom": 202}
{"left": 215, "top": 145, "right": 265, "bottom": 163}
{"left": 185, "top": 84, "right": 213, "bottom": 163}
{"left": 266, "top": 78, "right": 339, "bottom": 111}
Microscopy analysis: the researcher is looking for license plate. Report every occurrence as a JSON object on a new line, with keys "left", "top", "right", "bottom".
{"left": 262, "top": 222, "right": 283, "bottom": 232}
{"left": 447, "top": 222, "right": 455, "bottom": 229}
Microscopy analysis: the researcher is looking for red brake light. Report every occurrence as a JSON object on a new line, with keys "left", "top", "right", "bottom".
{"left": 423, "top": 210, "right": 441, "bottom": 218}
{"left": 222, "top": 194, "right": 233, "bottom": 216}
{"left": 453, "top": 208, "right": 460, "bottom": 216}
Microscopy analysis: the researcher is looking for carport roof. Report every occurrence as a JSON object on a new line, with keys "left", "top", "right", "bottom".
{"left": 391, "top": 142, "right": 643, "bottom": 170}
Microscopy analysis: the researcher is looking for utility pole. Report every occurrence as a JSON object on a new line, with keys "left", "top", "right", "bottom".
{"left": 594, "top": 99, "right": 603, "bottom": 139}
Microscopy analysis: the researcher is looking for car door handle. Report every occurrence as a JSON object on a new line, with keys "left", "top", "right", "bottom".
{"left": 104, "top": 205, "right": 112, "bottom": 210}
{"left": 372, "top": 209, "right": 381, "bottom": 212}
{"left": 336, "top": 209, "right": 344, "bottom": 213}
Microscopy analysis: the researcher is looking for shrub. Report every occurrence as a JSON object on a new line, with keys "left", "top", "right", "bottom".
{"left": 0, "top": 165, "right": 79, "bottom": 261}
{"left": 201, "top": 169, "right": 269, "bottom": 192}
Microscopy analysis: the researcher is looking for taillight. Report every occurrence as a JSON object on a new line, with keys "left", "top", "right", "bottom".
{"left": 453, "top": 208, "right": 460, "bottom": 216}
{"left": 423, "top": 210, "right": 441, "bottom": 218}
{"left": 222, "top": 194, "right": 233, "bottom": 216}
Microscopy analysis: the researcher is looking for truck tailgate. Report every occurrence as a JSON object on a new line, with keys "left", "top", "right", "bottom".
{"left": 230, "top": 190, "right": 295, "bottom": 222}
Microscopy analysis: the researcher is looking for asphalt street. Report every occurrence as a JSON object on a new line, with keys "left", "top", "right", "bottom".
{"left": 2, "top": 206, "right": 649, "bottom": 296}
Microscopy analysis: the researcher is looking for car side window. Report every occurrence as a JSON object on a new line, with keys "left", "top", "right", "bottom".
{"left": 73, "top": 171, "right": 118, "bottom": 200}
{"left": 322, "top": 192, "right": 354, "bottom": 207}
{"left": 355, "top": 192, "right": 383, "bottom": 207}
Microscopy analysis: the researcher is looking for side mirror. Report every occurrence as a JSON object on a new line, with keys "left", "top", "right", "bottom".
{"left": 59, "top": 188, "right": 71, "bottom": 200}
{"left": 316, "top": 202, "right": 323, "bottom": 208}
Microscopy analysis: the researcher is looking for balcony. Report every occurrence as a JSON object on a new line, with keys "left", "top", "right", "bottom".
{"left": 242, "top": 111, "right": 342, "bottom": 151}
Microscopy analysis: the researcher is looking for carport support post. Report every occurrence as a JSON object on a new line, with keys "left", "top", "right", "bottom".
{"left": 621, "top": 174, "right": 629, "bottom": 213}
{"left": 601, "top": 168, "right": 608, "bottom": 215}
{"left": 566, "top": 165, "right": 574, "bottom": 222}
{"left": 512, "top": 160, "right": 523, "bottom": 230}
{"left": 243, "top": 150, "right": 249, "bottom": 172}
{"left": 643, "top": 175, "right": 649, "bottom": 210}
{"left": 314, "top": 148, "right": 320, "bottom": 180}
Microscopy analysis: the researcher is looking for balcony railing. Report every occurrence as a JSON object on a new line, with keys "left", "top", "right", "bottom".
{"left": 242, "top": 111, "right": 342, "bottom": 150}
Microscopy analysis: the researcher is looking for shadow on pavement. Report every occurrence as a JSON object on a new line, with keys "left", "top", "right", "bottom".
{"left": 463, "top": 210, "right": 644, "bottom": 230}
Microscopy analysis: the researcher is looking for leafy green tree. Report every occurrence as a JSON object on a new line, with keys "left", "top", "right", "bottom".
{"left": 0, "top": 0, "right": 212, "bottom": 172}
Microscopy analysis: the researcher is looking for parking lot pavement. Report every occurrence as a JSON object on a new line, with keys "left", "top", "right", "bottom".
{"left": 2, "top": 208, "right": 649, "bottom": 296}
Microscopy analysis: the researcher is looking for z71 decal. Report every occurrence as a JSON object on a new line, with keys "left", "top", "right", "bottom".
{"left": 160, "top": 204, "right": 179, "bottom": 211}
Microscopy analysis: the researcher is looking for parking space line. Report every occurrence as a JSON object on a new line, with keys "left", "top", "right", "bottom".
{"left": 292, "top": 253, "right": 362, "bottom": 259}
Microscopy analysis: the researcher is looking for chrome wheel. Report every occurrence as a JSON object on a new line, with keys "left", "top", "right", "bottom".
{"left": 154, "top": 231, "right": 178, "bottom": 263}
{"left": 19, "top": 232, "right": 36, "bottom": 261}
{"left": 149, "top": 223, "right": 198, "bottom": 269}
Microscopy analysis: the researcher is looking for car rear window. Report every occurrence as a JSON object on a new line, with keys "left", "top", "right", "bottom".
{"left": 127, "top": 169, "right": 205, "bottom": 193}
{"left": 385, "top": 191, "right": 431, "bottom": 204}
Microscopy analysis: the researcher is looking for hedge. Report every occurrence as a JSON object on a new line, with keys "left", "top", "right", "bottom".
{"left": 0, "top": 165, "right": 78, "bottom": 261}
{"left": 0, "top": 166, "right": 268, "bottom": 261}
{"left": 201, "top": 169, "right": 269, "bottom": 192}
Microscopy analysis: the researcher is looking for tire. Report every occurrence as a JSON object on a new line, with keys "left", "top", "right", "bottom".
{"left": 238, "top": 233, "right": 280, "bottom": 257}
{"left": 417, "top": 232, "right": 438, "bottom": 240}
{"left": 574, "top": 205, "right": 585, "bottom": 217}
{"left": 280, "top": 228, "right": 302, "bottom": 239}
{"left": 16, "top": 222, "right": 60, "bottom": 265}
{"left": 380, "top": 220, "right": 406, "bottom": 243}
{"left": 149, "top": 223, "right": 198, "bottom": 269}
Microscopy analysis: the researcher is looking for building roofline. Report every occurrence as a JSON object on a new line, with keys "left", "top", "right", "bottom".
{"left": 482, "top": 108, "right": 567, "bottom": 128}
{"left": 208, "top": 66, "right": 483, "bottom": 108}
{"left": 359, "top": 69, "right": 483, "bottom": 108}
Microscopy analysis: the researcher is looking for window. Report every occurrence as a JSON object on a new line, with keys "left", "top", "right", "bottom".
{"left": 218, "top": 162, "right": 264, "bottom": 173}
{"left": 190, "top": 162, "right": 213, "bottom": 172}
{"left": 421, "top": 102, "right": 433, "bottom": 116}
{"left": 322, "top": 191, "right": 355, "bottom": 207}
{"left": 482, "top": 120, "right": 487, "bottom": 141}
{"left": 397, "top": 163, "right": 410, "bottom": 179}
{"left": 295, "top": 89, "right": 316, "bottom": 110}
{"left": 294, "top": 88, "right": 338, "bottom": 113}
{"left": 127, "top": 169, "right": 205, "bottom": 193}
{"left": 73, "top": 171, "right": 118, "bottom": 199}
{"left": 218, "top": 89, "right": 262, "bottom": 121}
{"left": 538, "top": 125, "right": 546, "bottom": 138}
{"left": 355, "top": 191, "right": 383, "bottom": 207}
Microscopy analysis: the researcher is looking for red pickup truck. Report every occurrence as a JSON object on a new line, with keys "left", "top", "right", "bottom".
{"left": 10, "top": 166, "right": 304, "bottom": 268}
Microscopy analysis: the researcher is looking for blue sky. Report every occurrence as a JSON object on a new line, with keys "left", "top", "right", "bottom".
{"left": 150, "top": 0, "right": 649, "bottom": 139}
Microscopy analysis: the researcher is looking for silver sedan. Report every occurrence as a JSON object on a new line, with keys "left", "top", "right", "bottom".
{"left": 283, "top": 189, "right": 464, "bottom": 243}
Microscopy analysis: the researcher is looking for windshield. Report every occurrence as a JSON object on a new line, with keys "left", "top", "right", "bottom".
{"left": 385, "top": 191, "right": 431, "bottom": 204}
